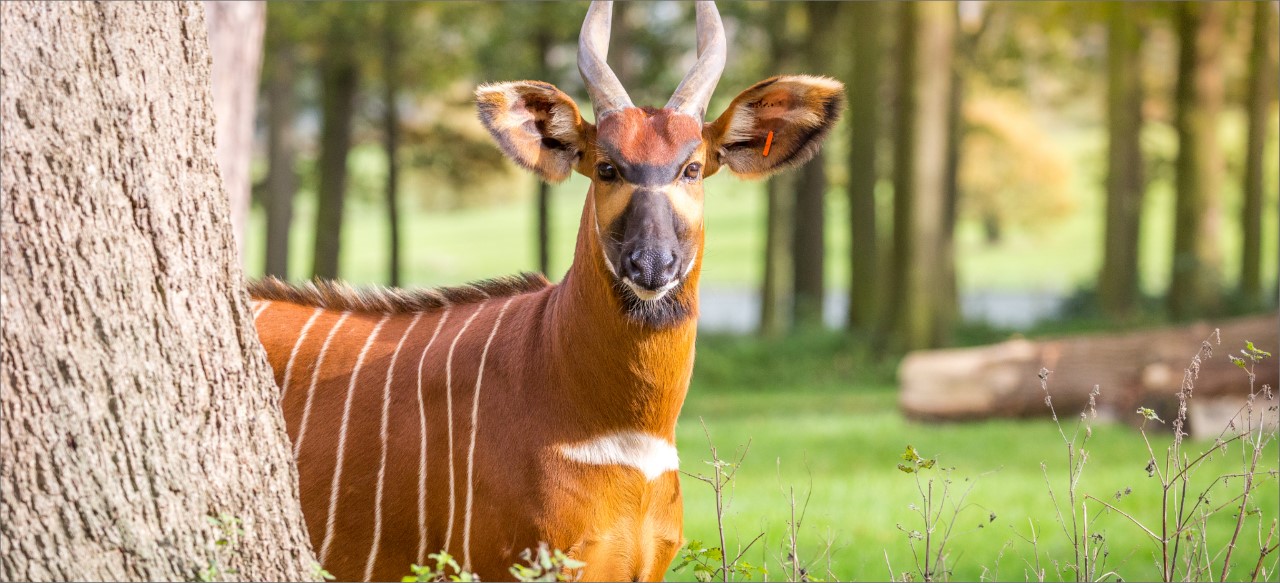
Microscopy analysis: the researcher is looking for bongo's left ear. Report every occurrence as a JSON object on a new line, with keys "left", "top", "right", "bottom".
{"left": 703, "top": 75, "right": 845, "bottom": 179}
{"left": 476, "top": 81, "right": 592, "bottom": 183}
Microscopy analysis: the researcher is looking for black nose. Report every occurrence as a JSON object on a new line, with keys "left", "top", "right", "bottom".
{"left": 621, "top": 247, "right": 680, "bottom": 291}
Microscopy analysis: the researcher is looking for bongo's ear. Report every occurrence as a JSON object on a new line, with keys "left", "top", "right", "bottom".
{"left": 476, "top": 81, "right": 593, "bottom": 182}
{"left": 703, "top": 75, "right": 845, "bottom": 179}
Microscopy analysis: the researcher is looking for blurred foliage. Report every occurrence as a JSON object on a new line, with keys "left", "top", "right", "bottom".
{"left": 959, "top": 93, "right": 1074, "bottom": 237}
{"left": 251, "top": 1, "right": 1279, "bottom": 322}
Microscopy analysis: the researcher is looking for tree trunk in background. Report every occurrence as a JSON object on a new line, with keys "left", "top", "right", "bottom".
{"left": 759, "top": 2, "right": 800, "bottom": 337}
{"left": 1169, "top": 2, "right": 1225, "bottom": 320}
{"left": 939, "top": 2, "right": 963, "bottom": 349}
{"left": 1099, "top": 3, "right": 1146, "bottom": 320}
{"left": 265, "top": 41, "right": 299, "bottom": 279}
{"left": 0, "top": 3, "right": 317, "bottom": 580}
{"left": 792, "top": 149, "right": 827, "bottom": 329}
{"left": 611, "top": 1, "right": 640, "bottom": 92}
{"left": 204, "top": 1, "right": 266, "bottom": 255}
{"left": 761, "top": 174, "right": 796, "bottom": 337}
{"left": 791, "top": 1, "right": 839, "bottom": 330}
{"left": 884, "top": 3, "right": 915, "bottom": 351}
{"left": 890, "top": 2, "right": 956, "bottom": 351}
{"left": 535, "top": 8, "right": 554, "bottom": 277}
{"left": 384, "top": 4, "right": 402, "bottom": 287}
{"left": 312, "top": 22, "right": 359, "bottom": 281}
{"left": 846, "top": 1, "right": 882, "bottom": 333}
{"left": 1241, "top": 2, "right": 1276, "bottom": 309}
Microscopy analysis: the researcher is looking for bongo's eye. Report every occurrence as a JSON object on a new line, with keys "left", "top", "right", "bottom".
{"left": 682, "top": 162, "right": 702, "bottom": 181}
{"left": 596, "top": 162, "right": 617, "bottom": 182}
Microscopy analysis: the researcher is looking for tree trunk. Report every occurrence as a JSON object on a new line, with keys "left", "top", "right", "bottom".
{"left": 0, "top": 3, "right": 317, "bottom": 580}
{"left": 759, "top": 2, "right": 800, "bottom": 338}
{"left": 537, "top": 181, "right": 552, "bottom": 276}
{"left": 384, "top": 4, "right": 402, "bottom": 287}
{"left": 846, "top": 1, "right": 882, "bottom": 333}
{"left": 900, "top": 314, "right": 1279, "bottom": 430}
{"left": 204, "top": 1, "right": 266, "bottom": 255}
{"left": 761, "top": 174, "right": 796, "bottom": 338}
{"left": 890, "top": 2, "right": 956, "bottom": 351}
{"left": 312, "top": 21, "right": 359, "bottom": 281}
{"left": 792, "top": 149, "right": 827, "bottom": 330}
{"left": 264, "top": 39, "right": 299, "bottom": 280}
{"left": 791, "top": 1, "right": 839, "bottom": 331}
{"left": 611, "top": 1, "right": 640, "bottom": 92}
{"left": 1098, "top": 3, "right": 1147, "bottom": 320}
{"left": 535, "top": 11, "right": 554, "bottom": 278}
{"left": 1240, "top": 2, "right": 1276, "bottom": 309}
{"left": 939, "top": 2, "right": 962, "bottom": 349}
{"left": 1169, "top": 2, "right": 1225, "bottom": 320}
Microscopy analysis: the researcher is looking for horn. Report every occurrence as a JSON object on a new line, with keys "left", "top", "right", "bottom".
{"left": 665, "top": 1, "right": 727, "bottom": 119}
{"left": 578, "top": 1, "right": 634, "bottom": 119}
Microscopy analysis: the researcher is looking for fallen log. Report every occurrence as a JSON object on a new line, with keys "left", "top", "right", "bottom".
{"left": 899, "top": 313, "right": 1279, "bottom": 436}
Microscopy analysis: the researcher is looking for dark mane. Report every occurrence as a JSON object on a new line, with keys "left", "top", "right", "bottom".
{"left": 247, "top": 273, "right": 551, "bottom": 314}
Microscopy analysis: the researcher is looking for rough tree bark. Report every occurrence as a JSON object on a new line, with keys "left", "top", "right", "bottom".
{"left": 845, "top": 1, "right": 882, "bottom": 333}
{"left": 1169, "top": 2, "right": 1225, "bottom": 320}
{"left": 0, "top": 3, "right": 318, "bottom": 581}
{"left": 1240, "top": 2, "right": 1276, "bottom": 309}
{"left": 889, "top": 1, "right": 956, "bottom": 351}
{"left": 204, "top": 0, "right": 266, "bottom": 254}
{"left": 312, "top": 18, "right": 360, "bottom": 281}
{"left": 1098, "top": 2, "right": 1146, "bottom": 320}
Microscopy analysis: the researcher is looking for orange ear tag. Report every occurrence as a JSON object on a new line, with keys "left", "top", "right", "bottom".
{"left": 762, "top": 131, "right": 775, "bottom": 157}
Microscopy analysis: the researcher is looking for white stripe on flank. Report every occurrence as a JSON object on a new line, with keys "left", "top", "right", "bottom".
{"left": 293, "top": 311, "right": 350, "bottom": 456}
{"left": 443, "top": 302, "right": 489, "bottom": 554}
{"left": 414, "top": 310, "right": 452, "bottom": 564}
{"left": 320, "top": 314, "right": 390, "bottom": 564}
{"left": 363, "top": 312, "right": 425, "bottom": 581}
{"left": 557, "top": 431, "right": 681, "bottom": 481}
{"left": 252, "top": 300, "right": 273, "bottom": 321}
{"left": 281, "top": 308, "right": 324, "bottom": 401}
{"left": 462, "top": 297, "right": 515, "bottom": 570}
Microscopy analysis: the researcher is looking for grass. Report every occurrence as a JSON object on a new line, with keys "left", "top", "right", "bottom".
{"left": 666, "top": 333, "right": 1279, "bottom": 581}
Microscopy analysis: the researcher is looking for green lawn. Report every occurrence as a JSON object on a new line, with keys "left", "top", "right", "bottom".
{"left": 667, "top": 333, "right": 1280, "bottom": 582}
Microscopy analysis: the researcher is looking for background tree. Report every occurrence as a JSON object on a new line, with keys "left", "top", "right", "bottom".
{"left": 204, "top": 1, "right": 266, "bottom": 253}
{"left": 845, "top": 1, "right": 884, "bottom": 334}
{"left": 312, "top": 5, "right": 368, "bottom": 280}
{"left": 791, "top": 2, "right": 840, "bottom": 330}
{"left": 1098, "top": 2, "right": 1147, "bottom": 320}
{"left": 759, "top": 2, "right": 802, "bottom": 337}
{"left": 889, "top": 1, "right": 957, "bottom": 351}
{"left": 1240, "top": 1, "right": 1277, "bottom": 309}
{"left": 0, "top": 3, "right": 317, "bottom": 580}
{"left": 383, "top": 3, "right": 405, "bottom": 286}
{"left": 262, "top": 4, "right": 303, "bottom": 279}
{"left": 1168, "top": 2, "right": 1226, "bottom": 320}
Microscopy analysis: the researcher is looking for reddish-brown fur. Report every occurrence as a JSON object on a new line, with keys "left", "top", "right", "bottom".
{"left": 252, "top": 195, "right": 698, "bottom": 580}
{"left": 597, "top": 108, "right": 703, "bottom": 166}
{"left": 253, "top": 55, "right": 840, "bottom": 583}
